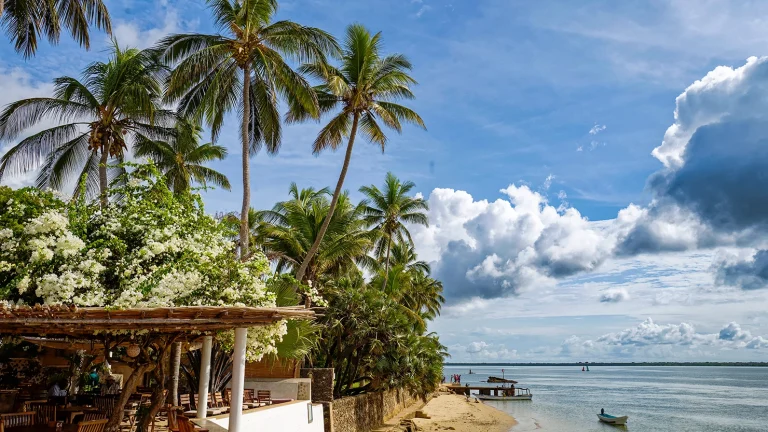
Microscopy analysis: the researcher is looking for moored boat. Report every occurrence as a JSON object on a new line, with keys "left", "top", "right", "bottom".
{"left": 475, "top": 387, "right": 532, "bottom": 401}
{"left": 597, "top": 413, "right": 628, "bottom": 425}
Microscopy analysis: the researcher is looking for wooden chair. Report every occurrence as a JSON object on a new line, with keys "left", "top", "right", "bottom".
{"left": 177, "top": 416, "right": 208, "bottom": 432}
{"left": 242, "top": 390, "right": 259, "bottom": 409}
{"left": 75, "top": 418, "right": 108, "bottom": 432}
{"left": 212, "top": 393, "right": 229, "bottom": 412}
{"left": 21, "top": 399, "right": 46, "bottom": 412}
{"left": 256, "top": 390, "right": 271, "bottom": 406}
{"left": 0, "top": 412, "right": 35, "bottom": 431}
{"left": 179, "top": 394, "right": 192, "bottom": 411}
{"left": 27, "top": 401, "right": 56, "bottom": 423}
{"left": 83, "top": 412, "right": 106, "bottom": 421}
{"left": 93, "top": 396, "right": 117, "bottom": 418}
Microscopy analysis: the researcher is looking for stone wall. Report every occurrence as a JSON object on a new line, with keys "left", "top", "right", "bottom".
{"left": 330, "top": 388, "right": 419, "bottom": 432}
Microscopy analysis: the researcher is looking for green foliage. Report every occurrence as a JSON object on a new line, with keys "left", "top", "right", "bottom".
{"left": 0, "top": 42, "right": 174, "bottom": 199}
{"left": 259, "top": 174, "right": 446, "bottom": 398}
{"left": 311, "top": 273, "right": 447, "bottom": 397}
{"left": 1, "top": 0, "right": 112, "bottom": 58}
{"left": 255, "top": 184, "right": 376, "bottom": 281}
{"left": 134, "top": 120, "right": 231, "bottom": 193}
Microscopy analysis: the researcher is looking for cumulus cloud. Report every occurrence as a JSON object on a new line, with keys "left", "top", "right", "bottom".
{"left": 599, "top": 288, "right": 629, "bottom": 303}
{"left": 464, "top": 341, "right": 517, "bottom": 360}
{"left": 415, "top": 57, "right": 768, "bottom": 301}
{"left": 559, "top": 319, "right": 768, "bottom": 358}
{"left": 466, "top": 341, "right": 488, "bottom": 353}
{"left": 413, "top": 185, "right": 636, "bottom": 299}
{"left": 597, "top": 318, "right": 710, "bottom": 346}
{"left": 113, "top": 4, "right": 185, "bottom": 49}
{"left": 713, "top": 249, "right": 768, "bottom": 290}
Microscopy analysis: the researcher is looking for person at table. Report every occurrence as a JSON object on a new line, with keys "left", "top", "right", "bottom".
{"left": 49, "top": 379, "right": 68, "bottom": 397}
{"left": 101, "top": 376, "right": 121, "bottom": 395}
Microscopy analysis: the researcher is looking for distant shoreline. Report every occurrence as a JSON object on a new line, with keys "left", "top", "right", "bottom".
{"left": 444, "top": 362, "right": 768, "bottom": 367}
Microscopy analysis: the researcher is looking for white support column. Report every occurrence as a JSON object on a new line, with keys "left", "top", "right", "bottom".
{"left": 197, "top": 335, "right": 213, "bottom": 419}
{"left": 229, "top": 328, "right": 248, "bottom": 432}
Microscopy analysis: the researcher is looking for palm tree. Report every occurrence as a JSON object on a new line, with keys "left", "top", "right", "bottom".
{"left": 0, "top": 42, "right": 172, "bottom": 206}
{"left": 292, "top": 24, "right": 426, "bottom": 282}
{"left": 134, "top": 120, "right": 230, "bottom": 193}
{"left": 156, "top": 0, "right": 339, "bottom": 261}
{"left": 1, "top": 0, "right": 111, "bottom": 58}
{"left": 360, "top": 172, "right": 429, "bottom": 289}
{"left": 256, "top": 184, "right": 375, "bottom": 283}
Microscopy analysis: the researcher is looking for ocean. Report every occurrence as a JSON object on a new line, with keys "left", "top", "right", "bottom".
{"left": 442, "top": 365, "right": 768, "bottom": 431}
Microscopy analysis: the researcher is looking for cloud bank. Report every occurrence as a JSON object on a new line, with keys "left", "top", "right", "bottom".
{"left": 559, "top": 319, "right": 768, "bottom": 359}
{"left": 413, "top": 57, "right": 768, "bottom": 301}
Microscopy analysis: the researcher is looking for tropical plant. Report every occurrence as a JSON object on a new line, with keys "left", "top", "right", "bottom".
{"left": 293, "top": 24, "right": 426, "bottom": 282}
{"left": 1, "top": 0, "right": 111, "bottom": 58}
{"left": 0, "top": 164, "right": 288, "bottom": 431}
{"left": 134, "top": 120, "right": 230, "bottom": 193}
{"left": 310, "top": 272, "right": 447, "bottom": 397}
{"left": 156, "top": 0, "right": 339, "bottom": 260}
{"left": 360, "top": 172, "right": 429, "bottom": 288}
{"left": 0, "top": 42, "right": 172, "bottom": 206}
{"left": 256, "top": 183, "right": 375, "bottom": 284}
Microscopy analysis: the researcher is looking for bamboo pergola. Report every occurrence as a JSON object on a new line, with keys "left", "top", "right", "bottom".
{"left": 0, "top": 305, "right": 314, "bottom": 337}
{"left": 0, "top": 304, "right": 315, "bottom": 432}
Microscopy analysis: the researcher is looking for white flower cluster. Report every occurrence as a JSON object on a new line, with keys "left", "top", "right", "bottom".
{"left": 1, "top": 177, "right": 286, "bottom": 361}
{"left": 218, "top": 320, "right": 288, "bottom": 362}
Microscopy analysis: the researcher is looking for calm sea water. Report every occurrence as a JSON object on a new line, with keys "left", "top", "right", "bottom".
{"left": 442, "top": 365, "right": 768, "bottom": 431}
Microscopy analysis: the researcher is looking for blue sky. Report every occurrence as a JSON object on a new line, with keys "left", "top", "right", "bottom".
{"left": 3, "top": 0, "right": 768, "bottom": 362}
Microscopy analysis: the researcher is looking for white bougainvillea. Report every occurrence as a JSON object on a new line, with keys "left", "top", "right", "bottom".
{"left": 0, "top": 167, "right": 286, "bottom": 360}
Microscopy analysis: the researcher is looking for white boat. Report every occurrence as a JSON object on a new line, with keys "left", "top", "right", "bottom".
{"left": 597, "top": 413, "right": 628, "bottom": 425}
{"left": 475, "top": 387, "right": 532, "bottom": 401}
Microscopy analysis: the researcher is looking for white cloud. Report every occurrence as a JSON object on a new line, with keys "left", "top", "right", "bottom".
{"left": 464, "top": 341, "right": 517, "bottom": 360}
{"left": 652, "top": 56, "right": 767, "bottom": 169}
{"left": 542, "top": 173, "right": 555, "bottom": 190}
{"left": 597, "top": 318, "right": 710, "bottom": 346}
{"left": 465, "top": 341, "right": 488, "bottom": 353}
{"left": 599, "top": 288, "right": 629, "bottom": 303}
{"left": 113, "top": 5, "right": 185, "bottom": 49}
{"left": 557, "top": 319, "right": 768, "bottom": 359}
{"left": 588, "top": 124, "right": 606, "bottom": 135}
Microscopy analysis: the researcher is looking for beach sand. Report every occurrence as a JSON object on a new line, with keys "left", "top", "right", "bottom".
{"left": 411, "top": 391, "right": 517, "bottom": 432}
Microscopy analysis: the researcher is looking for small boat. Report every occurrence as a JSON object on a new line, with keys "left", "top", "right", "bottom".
{"left": 597, "top": 413, "right": 628, "bottom": 425}
{"left": 487, "top": 377, "right": 517, "bottom": 383}
{"left": 475, "top": 387, "right": 532, "bottom": 401}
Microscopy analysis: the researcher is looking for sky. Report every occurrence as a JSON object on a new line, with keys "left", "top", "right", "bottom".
{"left": 3, "top": 0, "right": 768, "bottom": 362}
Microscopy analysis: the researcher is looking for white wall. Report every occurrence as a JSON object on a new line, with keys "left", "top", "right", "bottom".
{"left": 210, "top": 401, "right": 324, "bottom": 432}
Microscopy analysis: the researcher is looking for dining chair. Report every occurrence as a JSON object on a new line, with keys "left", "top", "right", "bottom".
{"left": 83, "top": 412, "right": 106, "bottom": 421}
{"left": 212, "top": 393, "right": 229, "bottom": 412}
{"left": 179, "top": 394, "right": 192, "bottom": 411}
{"left": 75, "top": 418, "right": 108, "bottom": 432}
{"left": 242, "top": 390, "right": 258, "bottom": 409}
{"left": 92, "top": 396, "right": 117, "bottom": 418}
{"left": 256, "top": 390, "right": 271, "bottom": 406}
{"left": 27, "top": 401, "right": 56, "bottom": 423}
{"left": 0, "top": 412, "right": 35, "bottom": 432}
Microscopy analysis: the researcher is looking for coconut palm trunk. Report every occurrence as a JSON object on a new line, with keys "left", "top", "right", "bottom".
{"left": 382, "top": 236, "right": 392, "bottom": 290}
{"left": 98, "top": 142, "right": 111, "bottom": 207}
{"left": 240, "top": 65, "right": 251, "bottom": 261}
{"left": 296, "top": 112, "right": 360, "bottom": 282}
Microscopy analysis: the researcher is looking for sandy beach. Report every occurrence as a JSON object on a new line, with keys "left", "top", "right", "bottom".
{"left": 410, "top": 391, "right": 517, "bottom": 432}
